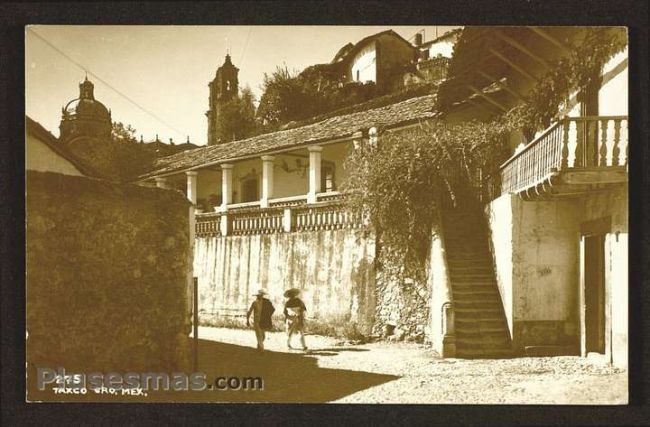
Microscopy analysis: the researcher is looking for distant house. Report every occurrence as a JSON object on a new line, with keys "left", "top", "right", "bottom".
{"left": 26, "top": 116, "right": 97, "bottom": 177}
{"left": 315, "top": 30, "right": 418, "bottom": 94}
{"left": 414, "top": 29, "right": 461, "bottom": 82}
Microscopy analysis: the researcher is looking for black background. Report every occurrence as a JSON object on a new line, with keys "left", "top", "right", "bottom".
{"left": 1, "top": 1, "right": 649, "bottom": 425}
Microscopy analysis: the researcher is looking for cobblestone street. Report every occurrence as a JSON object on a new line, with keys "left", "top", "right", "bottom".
{"left": 199, "top": 326, "right": 628, "bottom": 404}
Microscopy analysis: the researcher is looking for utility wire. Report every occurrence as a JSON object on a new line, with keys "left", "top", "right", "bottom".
{"left": 28, "top": 28, "right": 187, "bottom": 140}
{"left": 237, "top": 26, "right": 253, "bottom": 70}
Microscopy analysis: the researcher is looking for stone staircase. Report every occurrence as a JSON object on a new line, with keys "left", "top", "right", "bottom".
{"left": 441, "top": 197, "right": 512, "bottom": 358}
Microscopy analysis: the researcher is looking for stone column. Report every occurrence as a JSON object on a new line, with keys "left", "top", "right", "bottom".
{"left": 186, "top": 171, "right": 198, "bottom": 205}
{"left": 155, "top": 177, "right": 168, "bottom": 189}
{"left": 220, "top": 163, "right": 234, "bottom": 211}
{"left": 260, "top": 155, "right": 275, "bottom": 208}
{"left": 369, "top": 126, "right": 378, "bottom": 146}
{"left": 307, "top": 145, "right": 323, "bottom": 204}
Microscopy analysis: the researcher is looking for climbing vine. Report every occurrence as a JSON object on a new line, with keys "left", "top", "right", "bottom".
{"left": 343, "top": 27, "right": 627, "bottom": 281}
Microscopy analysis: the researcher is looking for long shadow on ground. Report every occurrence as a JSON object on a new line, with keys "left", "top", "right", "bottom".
{"left": 27, "top": 339, "right": 399, "bottom": 403}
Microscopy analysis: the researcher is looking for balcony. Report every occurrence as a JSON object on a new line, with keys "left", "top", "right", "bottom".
{"left": 195, "top": 191, "right": 363, "bottom": 237}
{"left": 490, "top": 116, "right": 628, "bottom": 201}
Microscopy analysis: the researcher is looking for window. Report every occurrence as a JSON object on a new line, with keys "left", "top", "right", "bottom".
{"left": 226, "top": 80, "right": 231, "bottom": 91}
{"left": 321, "top": 164, "right": 335, "bottom": 192}
{"left": 356, "top": 70, "right": 360, "bottom": 81}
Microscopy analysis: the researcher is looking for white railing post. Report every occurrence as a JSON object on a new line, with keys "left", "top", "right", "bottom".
{"left": 283, "top": 208, "right": 293, "bottom": 232}
{"left": 260, "top": 155, "right": 275, "bottom": 208}
{"left": 307, "top": 145, "right": 323, "bottom": 204}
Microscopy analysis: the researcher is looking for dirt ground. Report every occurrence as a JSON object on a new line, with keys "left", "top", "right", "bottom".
{"left": 198, "top": 326, "right": 628, "bottom": 405}
{"left": 27, "top": 326, "right": 627, "bottom": 404}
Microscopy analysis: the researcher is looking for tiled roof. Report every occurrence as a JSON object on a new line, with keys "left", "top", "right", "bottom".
{"left": 141, "top": 93, "right": 437, "bottom": 179}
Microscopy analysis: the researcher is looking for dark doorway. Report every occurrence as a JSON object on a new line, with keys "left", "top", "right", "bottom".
{"left": 584, "top": 234, "right": 606, "bottom": 354}
{"left": 241, "top": 178, "right": 258, "bottom": 203}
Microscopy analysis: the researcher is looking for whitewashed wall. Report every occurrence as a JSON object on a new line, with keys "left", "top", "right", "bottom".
{"left": 351, "top": 44, "right": 377, "bottom": 83}
{"left": 194, "top": 228, "right": 376, "bottom": 332}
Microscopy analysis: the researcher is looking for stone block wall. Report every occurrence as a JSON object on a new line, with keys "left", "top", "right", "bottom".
{"left": 26, "top": 171, "right": 192, "bottom": 377}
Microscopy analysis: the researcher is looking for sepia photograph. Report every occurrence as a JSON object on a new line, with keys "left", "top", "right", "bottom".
{"left": 24, "top": 24, "right": 629, "bottom": 404}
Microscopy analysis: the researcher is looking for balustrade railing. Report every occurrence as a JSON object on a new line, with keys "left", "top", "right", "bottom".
{"left": 230, "top": 208, "right": 284, "bottom": 235}
{"left": 268, "top": 195, "right": 308, "bottom": 208}
{"left": 195, "top": 192, "right": 361, "bottom": 236}
{"left": 294, "top": 202, "right": 361, "bottom": 232}
{"left": 316, "top": 191, "right": 345, "bottom": 203}
{"left": 195, "top": 212, "right": 223, "bottom": 237}
{"left": 498, "top": 116, "right": 628, "bottom": 197}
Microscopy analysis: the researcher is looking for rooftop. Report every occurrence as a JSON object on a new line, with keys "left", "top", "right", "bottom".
{"left": 142, "top": 92, "right": 438, "bottom": 179}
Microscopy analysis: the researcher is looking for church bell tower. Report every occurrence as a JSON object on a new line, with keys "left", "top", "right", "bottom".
{"left": 206, "top": 54, "right": 239, "bottom": 146}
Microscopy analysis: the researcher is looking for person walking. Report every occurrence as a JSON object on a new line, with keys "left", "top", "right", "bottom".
{"left": 246, "top": 289, "right": 275, "bottom": 352}
{"left": 283, "top": 288, "right": 308, "bottom": 351}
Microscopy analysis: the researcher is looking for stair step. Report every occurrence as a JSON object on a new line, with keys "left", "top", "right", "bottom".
{"left": 455, "top": 337, "right": 511, "bottom": 349}
{"left": 446, "top": 249, "right": 491, "bottom": 256}
{"left": 455, "top": 319, "right": 508, "bottom": 330}
{"left": 454, "top": 306, "right": 503, "bottom": 314}
{"left": 456, "top": 325, "right": 508, "bottom": 335}
{"left": 449, "top": 272, "right": 495, "bottom": 279}
{"left": 448, "top": 265, "right": 493, "bottom": 271}
{"left": 451, "top": 279, "right": 497, "bottom": 286}
{"left": 447, "top": 255, "right": 492, "bottom": 261}
{"left": 454, "top": 300, "right": 502, "bottom": 309}
{"left": 455, "top": 312, "right": 506, "bottom": 321}
{"left": 453, "top": 289, "right": 501, "bottom": 297}
{"left": 455, "top": 348, "right": 513, "bottom": 359}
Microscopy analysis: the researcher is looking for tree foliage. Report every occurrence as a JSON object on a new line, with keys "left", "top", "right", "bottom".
{"left": 343, "top": 120, "right": 512, "bottom": 279}
{"left": 218, "top": 85, "right": 258, "bottom": 143}
{"left": 256, "top": 64, "right": 377, "bottom": 128}
{"left": 111, "top": 121, "right": 137, "bottom": 143}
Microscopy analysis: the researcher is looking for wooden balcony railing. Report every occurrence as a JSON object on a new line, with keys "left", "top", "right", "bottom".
{"left": 498, "top": 116, "right": 628, "bottom": 197}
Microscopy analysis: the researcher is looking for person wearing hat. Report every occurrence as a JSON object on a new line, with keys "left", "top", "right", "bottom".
{"left": 283, "top": 288, "right": 308, "bottom": 351}
{"left": 246, "top": 288, "right": 275, "bottom": 352}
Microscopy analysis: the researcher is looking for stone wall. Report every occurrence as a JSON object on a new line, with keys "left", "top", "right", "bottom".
{"left": 194, "top": 228, "right": 376, "bottom": 333}
{"left": 372, "top": 267, "right": 430, "bottom": 343}
{"left": 26, "top": 171, "right": 192, "bottom": 377}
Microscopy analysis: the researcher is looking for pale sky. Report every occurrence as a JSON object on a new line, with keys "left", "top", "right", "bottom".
{"left": 26, "top": 25, "right": 458, "bottom": 146}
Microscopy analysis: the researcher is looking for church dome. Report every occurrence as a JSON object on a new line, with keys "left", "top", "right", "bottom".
{"left": 63, "top": 78, "right": 110, "bottom": 119}
{"left": 59, "top": 77, "right": 112, "bottom": 144}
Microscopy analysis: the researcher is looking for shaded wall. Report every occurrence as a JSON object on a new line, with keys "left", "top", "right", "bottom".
{"left": 487, "top": 194, "right": 582, "bottom": 351}
{"left": 194, "top": 229, "right": 376, "bottom": 333}
{"left": 487, "top": 185, "right": 627, "bottom": 367}
{"left": 26, "top": 171, "right": 192, "bottom": 379}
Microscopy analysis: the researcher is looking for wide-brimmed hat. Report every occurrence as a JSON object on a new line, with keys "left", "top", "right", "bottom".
{"left": 284, "top": 288, "right": 301, "bottom": 298}
{"left": 253, "top": 288, "right": 268, "bottom": 297}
